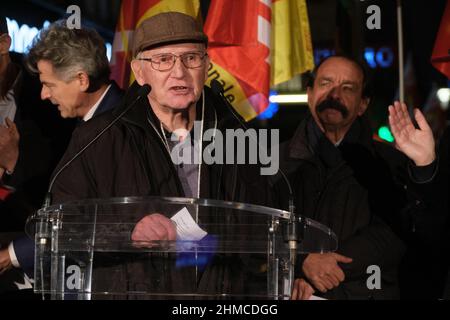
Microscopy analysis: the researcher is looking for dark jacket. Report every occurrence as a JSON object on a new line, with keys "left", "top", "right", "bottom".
{"left": 273, "top": 114, "right": 410, "bottom": 300}
{"left": 0, "top": 53, "right": 75, "bottom": 294}
{"left": 93, "top": 81, "right": 123, "bottom": 119}
{"left": 46, "top": 82, "right": 273, "bottom": 297}
{"left": 400, "top": 126, "right": 449, "bottom": 299}
{"left": 52, "top": 82, "right": 269, "bottom": 206}
{"left": 1, "top": 53, "right": 76, "bottom": 230}
{"left": 11, "top": 79, "right": 124, "bottom": 278}
{"left": 438, "top": 127, "right": 450, "bottom": 299}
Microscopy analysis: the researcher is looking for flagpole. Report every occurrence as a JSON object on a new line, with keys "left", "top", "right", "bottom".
{"left": 396, "top": 0, "right": 404, "bottom": 104}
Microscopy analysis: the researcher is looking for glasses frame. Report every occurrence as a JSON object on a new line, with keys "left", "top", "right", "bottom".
{"left": 137, "top": 51, "right": 208, "bottom": 72}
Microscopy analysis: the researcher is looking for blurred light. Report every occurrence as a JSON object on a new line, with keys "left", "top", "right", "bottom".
{"left": 314, "top": 48, "right": 335, "bottom": 65}
{"left": 105, "top": 43, "right": 112, "bottom": 61}
{"left": 6, "top": 17, "right": 112, "bottom": 61}
{"left": 376, "top": 47, "right": 394, "bottom": 68}
{"left": 6, "top": 17, "right": 45, "bottom": 53}
{"left": 258, "top": 90, "right": 279, "bottom": 120}
{"left": 269, "top": 94, "right": 308, "bottom": 104}
{"left": 316, "top": 47, "right": 394, "bottom": 69}
{"left": 365, "top": 48, "right": 377, "bottom": 68}
{"left": 437, "top": 88, "right": 450, "bottom": 109}
{"left": 378, "top": 126, "right": 394, "bottom": 143}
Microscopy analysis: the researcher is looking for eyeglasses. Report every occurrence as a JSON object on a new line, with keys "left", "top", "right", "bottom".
{"left": 137, "top": 52, "right": 208, "bottom": 71}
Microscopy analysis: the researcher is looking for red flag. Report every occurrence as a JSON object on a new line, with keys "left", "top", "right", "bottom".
{"left": 110, "top": 0, "right": 139, "bottom": 89}
{"left": 204, "top": 1, "right": 269, "bottom": 119}
{"left": 431, "top": 0, "right": 450, "bottom": 79}
{"left": 204, "top": 0, "right": 314, "bottom": 120}
{"left": 0, "top": 184, "right": 14, "bottom": 201}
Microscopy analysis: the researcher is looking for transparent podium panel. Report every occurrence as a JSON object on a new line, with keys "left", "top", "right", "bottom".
{"left": 25, "top": 197, "right": 337, "bottom": 300}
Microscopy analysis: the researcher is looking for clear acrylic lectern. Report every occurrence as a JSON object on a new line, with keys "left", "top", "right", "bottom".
{"left": 26, "top": 197, "right": 337, "bottom": 300}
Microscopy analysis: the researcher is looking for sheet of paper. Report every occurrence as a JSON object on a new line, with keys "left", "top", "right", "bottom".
{"left": 171, "top": 207, "right": 207, "bottom": 241}
{"left": 309, "top": 295, "right": 327, "bottom": 300}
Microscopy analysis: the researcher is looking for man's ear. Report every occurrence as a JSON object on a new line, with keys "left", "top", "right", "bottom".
{"left": 131, "top": 59, "right": 145, "bottom": 86}
{"left": 0, "top": 34, "right": 11, "bottom": 55}
{"left": 77, "top": 71, "right": 90, "bottom": 92}
{"left": 358, "top": 97, "right": 370, "bottom": 116}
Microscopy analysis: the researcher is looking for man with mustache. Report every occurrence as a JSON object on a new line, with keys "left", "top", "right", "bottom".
{"left": 275, "top": 55, "right": 437, "bottom": 299}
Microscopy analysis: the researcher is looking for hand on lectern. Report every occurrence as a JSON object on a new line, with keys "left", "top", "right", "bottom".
{"left": 131, "top": 213, "right": 177, "bottom": 242}
{"left": 291, "top": 278, "right": 315, "bottom": 300}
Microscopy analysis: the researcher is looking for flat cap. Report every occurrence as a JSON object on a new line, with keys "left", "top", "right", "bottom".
{"left": 132, "top": 12, "right": 208, "bottom": 57}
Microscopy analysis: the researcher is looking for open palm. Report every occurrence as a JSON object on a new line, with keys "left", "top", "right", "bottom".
{"left": 388, "top": 101, "right": 435, "bottom": 166}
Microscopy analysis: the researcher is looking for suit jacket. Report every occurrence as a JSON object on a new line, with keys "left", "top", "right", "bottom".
{"left": 11, "top": 80, "right": 124, "bottom": 278}
{"left": 1, "top": 53, "right": 75, "bottom": 229}
{"left": 93, "top": 81, "right": 123, "bottom": 119}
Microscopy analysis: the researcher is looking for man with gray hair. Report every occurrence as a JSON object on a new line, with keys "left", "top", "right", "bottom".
{"left": 0, "top": 16, "right": 73, "bottom": 294}
{"left": 0, "top": 20, "right": 123, "bottom": 280}
{"left": 26, "top": 20, "right": 123, "bottom": 121}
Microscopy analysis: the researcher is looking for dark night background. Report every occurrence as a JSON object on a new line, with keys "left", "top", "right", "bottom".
{"left": 2, "top": 0, "right": 448, "bottom": 142}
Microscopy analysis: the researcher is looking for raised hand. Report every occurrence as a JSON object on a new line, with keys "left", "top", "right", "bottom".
{"left": 388, "top": 101, "right": 435, "bottom": 166}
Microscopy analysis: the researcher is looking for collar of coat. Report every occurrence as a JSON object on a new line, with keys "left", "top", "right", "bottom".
{"left": 288, "top": 112, "right": 376, "bottom": 167}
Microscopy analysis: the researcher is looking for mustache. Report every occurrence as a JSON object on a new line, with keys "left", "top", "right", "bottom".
{"left": 316, "top": 98, "right": 349, "bottom": 118}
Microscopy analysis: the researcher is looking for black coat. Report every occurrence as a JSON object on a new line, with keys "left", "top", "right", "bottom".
{"left": 10, "top": 78, "right": 124, "bottom": 279}
{"left": 50, "top": 82, "right": 273, "bottom": 298}
{"left": 52, "top": 82, "right": 269, "bottom": 206}
{"left": 273, "top": 114, "right": 411, "bottom": 299}
{"left": 400, "top": 126, "right": 449, "bottom": 299}
{"left": 1, "top": 53, "right": 76, "bottom": 231}
{"left": 0, "top": 53, "right": 75, "bottom": 295}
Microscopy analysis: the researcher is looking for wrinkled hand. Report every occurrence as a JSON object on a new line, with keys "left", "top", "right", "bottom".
{"left": 0, "top": 118, "right": 20, "bottom": 172}
{"left": 388, "top": 101, "right": 435, "bottom": 166}
{"left": 302, "top": 253, "right": 352, "bottom": 293}
{"left": 131, "top": 213, "right": 177, "bottom": 242}
{"left": 0, "top": 248, "right": 13, "bottom": 275}
{"left": 291, "top": 278, "right": 315, "bottom": 300}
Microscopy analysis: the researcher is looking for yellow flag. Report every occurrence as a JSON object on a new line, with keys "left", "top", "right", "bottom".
{"left": 272, "top": 0, "right": 314, "bottom": 86}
